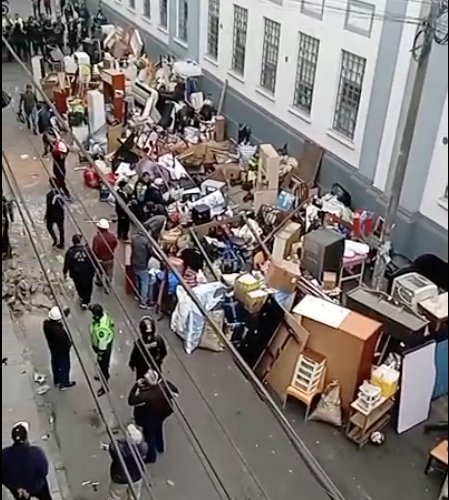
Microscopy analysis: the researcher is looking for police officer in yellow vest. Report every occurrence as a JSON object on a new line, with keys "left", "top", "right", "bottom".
{"left": 90, "top": 304, "right": 115, "bottom": 397}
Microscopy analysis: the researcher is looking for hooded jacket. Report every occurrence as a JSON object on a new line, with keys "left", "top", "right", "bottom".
{"left": 2, "top": 443, "right": 49, "bottom": 493}
{"left": 109, "top": 440, "right": 148, "bottom": 485}
{"left": 128, "top": 379, "right": 178, "bottom": 426}
{"left": 43, "top": 319, "right": 71, "bottom": 354}
{"left": 129, "top": 335, "right": 168, "bottom": 379}
{"left": 63, "top": 244, "right": 95, "bottom": 279}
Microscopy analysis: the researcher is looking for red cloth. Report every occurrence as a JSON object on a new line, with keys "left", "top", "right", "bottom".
{"left": 92, "top": 230, "right": 118, "bottom": 262}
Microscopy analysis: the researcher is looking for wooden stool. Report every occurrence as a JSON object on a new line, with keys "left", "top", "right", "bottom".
{"left": 425, "top": 440, "right": 449, "bottom": 475}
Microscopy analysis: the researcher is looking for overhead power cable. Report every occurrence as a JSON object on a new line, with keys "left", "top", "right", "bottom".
{"left": 3, "top": 35, "right": 347, "bottom": 500}
{"left": 2, "top": 152, "right": 148, "bottom": 500}
{"left": 14, "top": 123, "right": 272, "bottom": 500}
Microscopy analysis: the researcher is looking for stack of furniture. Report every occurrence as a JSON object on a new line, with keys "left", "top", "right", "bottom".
{"left": 283, "top": 348, "right": 327, "bottom": 420}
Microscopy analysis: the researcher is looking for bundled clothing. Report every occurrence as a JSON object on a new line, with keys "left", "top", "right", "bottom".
{"left": 129, "top": 335, "right": 168, "bottom": 379}
{"left": 2, "top": 443, "right": 50, "bottom": 498}
{"left": 43, "top": 318, "right": 72, "bottom": 387}
{"left": 64, "top": 243, "right": 95, "bottom": 306}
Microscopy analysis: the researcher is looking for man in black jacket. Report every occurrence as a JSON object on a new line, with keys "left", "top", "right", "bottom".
{"left": 45, "top": 178, "right": 65, "bottom": 249}
{"left": 129, "top": 316, "right": 168, "bottom": 380}
{"left": 43, "top": 307, "right": 76, "bottom": 390}
{"left": 107, "top": 424, "right": 147, "bottom": 500}
{"left": 63, "top": 234, "right": 95, "bottom": 309}
{"left": 2, "top": 422, "right": 53, "bottom": 500}
{"left": 115, "top": 180, "right": 130, "bottom": 241}
{"left": 128, "top": 370, "right": 178, "bottom": 464}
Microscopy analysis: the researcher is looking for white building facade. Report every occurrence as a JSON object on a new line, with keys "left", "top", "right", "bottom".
{"left": 92, "top": 0, "right": 448, "bottom": 260}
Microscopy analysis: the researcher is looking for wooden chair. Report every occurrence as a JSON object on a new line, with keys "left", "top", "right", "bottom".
{"left": 283, "top": 349, "right": 327, "bottom": 421}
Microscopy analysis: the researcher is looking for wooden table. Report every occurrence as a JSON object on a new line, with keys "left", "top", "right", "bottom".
{"left": 346, "top": 398, "right": 394, "bottom": 448}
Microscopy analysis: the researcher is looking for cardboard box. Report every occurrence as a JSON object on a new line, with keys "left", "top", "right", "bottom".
{"left": 267, "top": 260, "right": 301, "bottom": 293}
{"left": 208, "top": 163, "right": 243, "bottom": 183}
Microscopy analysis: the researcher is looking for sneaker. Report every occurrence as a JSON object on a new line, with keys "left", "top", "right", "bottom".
{"left": 59, "top": 381, "right": 77, "bottom": 391}
{"left": 139, "top": 302, "right": 148, "bottom": 310}
{"left": 97, "top": 387, "right": 106, "bottom": 397}
{"left": 81, "top": 303, "right": 89, "bottom": 310}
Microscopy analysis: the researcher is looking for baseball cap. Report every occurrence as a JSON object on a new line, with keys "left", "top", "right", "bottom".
{"left": 12, "top": 422, "right": 30, "bottom": 444}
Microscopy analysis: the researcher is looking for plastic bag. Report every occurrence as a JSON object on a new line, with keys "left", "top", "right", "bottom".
{"left": 200, "top": 310, "right": 225, "bottom": 352}
{"left": 308, "top": 381, "right": 343, "bottom": 427}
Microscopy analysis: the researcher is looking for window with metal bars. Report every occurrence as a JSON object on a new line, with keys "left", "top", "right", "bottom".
{"left": 260, "top": 18, "right": 281, "bottom": 94}
{"left": 293, "top": 33, "right": 320, "bottom": 115}
{"left": 333, "top": 51, "right": 366, "bottom": 139}
{"left": 129, "top": 0, "right": 136, "bottom": 9}
{"left": 207, "top": 0, "right": 220, "bottom": 59}
{"left": 177, "top": 0, "right": 188, "bottom": 43}
{"left": 232, "top": 5, "right": 248, "bottom": 75}
{"left": 143, "top": 0, "right": 151, "bottom": 18}
{"left": 159, "top": 0, "right": 168, "bottom": 29}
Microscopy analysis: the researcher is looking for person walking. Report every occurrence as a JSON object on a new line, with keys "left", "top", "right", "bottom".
{"left": 116, "top": 180, "right": 131, "bottom": 241}
{"left": 11, "top": 14, "right": 27, "bottom": 60}
{"left": 92, "top": 219, "right": 118, "bottom": 293}
{"left": 2, "top": 422, "right": 53, "bottom": 500}
{"left": 19, "top": 84, "right": 38, "bottom": 134}
{"left": 90, "top": 303, "right": 115, "bottom": 397}
{"left": 63, "top": 234, "right": 95, "bottom": 309}
{"left": 43, "top": 307, "right": 76, "bottom": 390}
{"left": 128, "top": 370, "right": 178, "bottom": 464}
{"left": 129, "top": 316, "right": 167, "bottom": 380}
{"left": 107, "top": 424, "right": 148, "bottom": 500}
{"left": 51, "top": 140, "right": 71, "bottom": 200}
{"left": 45, "top": 177, "right": 65, "bottom": 249}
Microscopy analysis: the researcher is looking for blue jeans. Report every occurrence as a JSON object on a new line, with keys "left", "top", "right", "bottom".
{"left": 135, "top": 269, "right": 150, "bottom": 305}
{"left": 51, "top": 350, "right": 71, "bottom": 386}
{"left": 24, "top": 107, "right": 38, "bottom": 133}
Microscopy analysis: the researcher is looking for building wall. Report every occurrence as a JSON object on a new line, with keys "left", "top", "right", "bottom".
{"left": 419, "top": 94, "right": 449, "bottom": 232}
{"left": 95, "top": 0, "right": 448, "bottom": 260}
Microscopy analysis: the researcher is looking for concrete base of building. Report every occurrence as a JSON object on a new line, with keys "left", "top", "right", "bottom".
{"left": 93, "top": 0, "right": 447, "bottom": 261}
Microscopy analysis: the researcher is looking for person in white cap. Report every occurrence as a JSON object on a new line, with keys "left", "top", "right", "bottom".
{"left": 92, "top": 219, "right": 118, "bottom": 293}
{"left": 128, "top": 370, "right": 178, "bottom": 464}
{"left": 42, "top": 306, "right": 76, "bottom": 390}
{"left": 2, "top": 422, "right": 53, "bottom": 499}
{"left": 107, "top": 424, "right": 148, "bottom": 500}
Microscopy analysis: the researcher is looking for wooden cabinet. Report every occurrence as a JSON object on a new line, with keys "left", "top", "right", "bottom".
{"left": 294, "top": 296, "right": 382, "bottom": 412}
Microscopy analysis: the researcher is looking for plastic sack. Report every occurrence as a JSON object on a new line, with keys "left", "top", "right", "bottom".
{"left": 308, "top": 381, "right": 343, "bottom": 427}
{"left": 200, "top": 310, "right": 225, "bottom": 352}
{"left": 171, "top": 282, "right": 226, "bottom": 354}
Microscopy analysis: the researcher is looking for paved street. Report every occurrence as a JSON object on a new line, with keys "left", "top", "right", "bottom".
{"left": 2, "top": 2, "right": 446, "bottom": 499}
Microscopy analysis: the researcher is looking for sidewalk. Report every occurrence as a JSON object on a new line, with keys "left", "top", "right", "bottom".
{"left": 2, "top": 304, "right": 71, "bottom": 500}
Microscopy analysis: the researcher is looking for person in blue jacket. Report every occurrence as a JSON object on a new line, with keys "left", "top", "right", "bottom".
{"left": 2, "top": 422, "right": 53, "bottom": 499}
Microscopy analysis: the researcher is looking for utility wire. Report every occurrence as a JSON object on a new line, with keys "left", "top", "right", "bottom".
{"left": 3, "top": 35, "right": 347, "bottom": 500}
{"left": 2, "top": 152, "right": 147, "bottom": 500}
{"left": 15, "top": 123, "right": 271, "bottom": 500}
{"left": 2, "top": 139, "right": 235, "bottom": 500}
